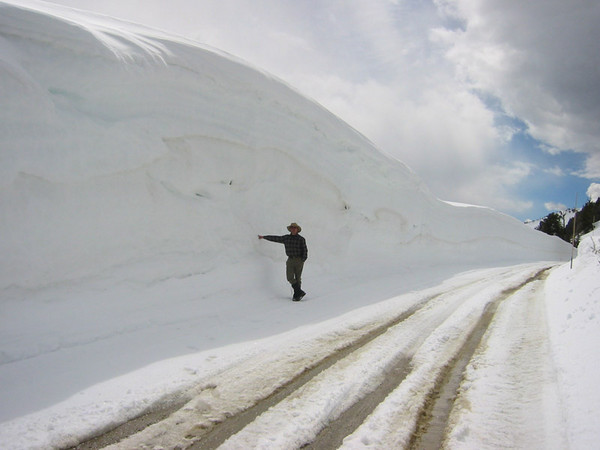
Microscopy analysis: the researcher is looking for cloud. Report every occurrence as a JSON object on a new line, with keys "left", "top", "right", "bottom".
{"left": 587, "top": 183, "right": 600, "bottom": 202}
{"left": 578, "top": 153, "right": 600, "bottom": 178}
{"left": 545, "top": 202, "right": 567, "bottom": 212}
{"left": 544, "top": 166, "right": 565, "bottom": 177}
{"left": 434, "top": 0, "right": 600, "bottom": 175}
{"left": 288, "top": 68, "right": 532, "bottom": 212}
{"left": 449, "top": 161, "right": 534, "bottom": 213}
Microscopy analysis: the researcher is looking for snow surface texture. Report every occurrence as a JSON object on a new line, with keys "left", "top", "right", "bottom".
{"left": 544, "top": 230, "right": 600, "bottom": 448}
{"left": 1, "top": 1, "right": 594, "bottom": 449}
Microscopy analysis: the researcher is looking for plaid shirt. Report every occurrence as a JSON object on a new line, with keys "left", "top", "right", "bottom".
{"left": 264, "top": 234, "right": 308, "bottom": 260}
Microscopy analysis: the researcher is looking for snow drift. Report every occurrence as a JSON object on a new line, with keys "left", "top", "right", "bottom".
{"left": 0, "top": 1, "right": 570, "bottom": 292}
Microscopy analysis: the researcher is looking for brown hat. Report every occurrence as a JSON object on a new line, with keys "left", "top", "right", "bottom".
{"left": 287, "top": 222, "right": 301, "bottom": 232}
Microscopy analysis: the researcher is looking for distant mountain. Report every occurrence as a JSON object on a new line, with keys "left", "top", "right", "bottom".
{"left": 0, "top": 2, "right": 572, "bottom": 290}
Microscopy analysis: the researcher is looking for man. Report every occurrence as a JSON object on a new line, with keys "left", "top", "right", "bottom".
{"left": 258, "top": 222, "right": 308, "bottom": 301}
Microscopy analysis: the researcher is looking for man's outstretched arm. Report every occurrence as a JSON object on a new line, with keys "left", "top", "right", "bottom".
{"left": 258, "top": 235, "right": 285, "bottom": 243}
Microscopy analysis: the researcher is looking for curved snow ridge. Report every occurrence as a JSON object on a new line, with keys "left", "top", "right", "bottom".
{"left": 1, "top": 1, "right": 173, "bottom": 63}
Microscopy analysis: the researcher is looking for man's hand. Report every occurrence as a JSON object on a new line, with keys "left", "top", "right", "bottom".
{"left": 258, "top": 235, "right": 264, "bottom": 239}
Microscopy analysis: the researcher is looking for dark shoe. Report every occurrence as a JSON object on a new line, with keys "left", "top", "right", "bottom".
{"left": 295, "top": 282, "right": 306, "bottom": 301}
{"left": 292, "top": 283, "right": 300, "bottom": 300}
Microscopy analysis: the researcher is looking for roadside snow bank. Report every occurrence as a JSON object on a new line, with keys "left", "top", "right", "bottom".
{"left": 0, "top": 1, "right": 571, "bottom": 292}
{"left": 545, "top": 225, "right": 600, "bottom": 448}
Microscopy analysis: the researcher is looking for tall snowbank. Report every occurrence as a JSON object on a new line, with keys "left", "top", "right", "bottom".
{"left": 0, "top": 1, "right": 571, "bottom": 291}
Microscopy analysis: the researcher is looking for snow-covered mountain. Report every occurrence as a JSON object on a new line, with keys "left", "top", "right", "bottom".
{"left": 1, "top": 2, "right": 583, "bottom": 446}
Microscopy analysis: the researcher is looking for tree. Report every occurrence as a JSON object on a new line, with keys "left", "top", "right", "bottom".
{"left": 537, "top": 212, "right": 566, "bottom": 238}
{"left": 536, "top": 199, "right": 600, "bottom": 247}
{"left": 575, "top": 199, "right": 600, "bottom": 235}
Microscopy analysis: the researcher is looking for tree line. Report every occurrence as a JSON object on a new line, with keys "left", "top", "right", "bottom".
{"left": 536, "top": 198, "right": 600, "bottom": 246}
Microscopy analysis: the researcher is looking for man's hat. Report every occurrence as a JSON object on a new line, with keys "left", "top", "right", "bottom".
{"left": 287, "top": 222, "right": 301, "bottom": 232}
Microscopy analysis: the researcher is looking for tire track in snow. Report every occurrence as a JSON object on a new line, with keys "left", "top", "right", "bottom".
{"left": 409, "top": 269, "right": 550, "bottom": 449}
{"left": 212, "top": 266, "right": 549, "bottom": 449}
{"left": 69, "top": 264, "right": 552, "bottom": 449}
{"left": 443, "top": 270, "right": 567, "bottom": 449}
{"left": 341, "top": 267, "right": 552, "bottom": 449}
{"left": 188, "top": 322, "right": 415, "bottom": 449}
{"left": 70, "top": 288, "right": 445, "bottom": 449}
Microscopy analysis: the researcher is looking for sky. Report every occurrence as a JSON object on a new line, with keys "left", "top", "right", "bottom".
{"left": 35, "top": 0, "right": 600, "bottom": 221}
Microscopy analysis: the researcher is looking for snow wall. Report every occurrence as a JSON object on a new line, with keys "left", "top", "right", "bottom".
{"left": 0, "top": 2, "right": 572, "bottom": 290}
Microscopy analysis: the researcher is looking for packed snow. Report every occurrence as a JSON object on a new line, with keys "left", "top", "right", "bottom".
{"left": 0, "top": 1, "right": 598, "bottom": 448}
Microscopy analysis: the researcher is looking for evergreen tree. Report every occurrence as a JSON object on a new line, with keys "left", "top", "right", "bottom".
{"left": 535, "top": 199, "right": 599, "bottom": 247}
{"left": 575, "top": 199, "right": 600, "bottom": 235}
{"left": 537, "top": 212, "right": 565, "bottom": 238}
{"left": 564, "top": 217, "right": 578, "bottom": 246}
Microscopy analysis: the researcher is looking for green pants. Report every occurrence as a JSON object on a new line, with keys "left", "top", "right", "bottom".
{"left": 286, "top": 257, "right": 304, "bottom": 285}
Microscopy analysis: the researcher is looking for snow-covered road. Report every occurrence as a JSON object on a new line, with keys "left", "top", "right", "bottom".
{"left": 74, "top": 263, "right": 564, "bottom": 449}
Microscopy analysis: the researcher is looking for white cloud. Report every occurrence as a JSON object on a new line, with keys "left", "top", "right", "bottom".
{"left": 451, "top": 161, "right": 534, "bottom": 213}
{"left": 578, "top": 153, "right": 600, "bottom": 179}
{"left": 544, "top": 166, "right": 565, "bottom": 177}
{"left": 544, "top": 202, "right": 567, "bottom": 212}
{"left": 435, "top": 0, "right": 600, "bottom": 175}
{"left": 587, "top": 183, "right": 600, "bottom": 202}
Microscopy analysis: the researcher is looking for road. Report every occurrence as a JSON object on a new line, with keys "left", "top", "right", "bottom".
{"left": 72, "top": 263, "right": 562, "bottom": 449}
